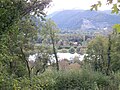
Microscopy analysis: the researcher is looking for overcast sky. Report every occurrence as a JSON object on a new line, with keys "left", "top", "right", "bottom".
{"left": 45, "top": 0, "right": 114, "bottom": 14}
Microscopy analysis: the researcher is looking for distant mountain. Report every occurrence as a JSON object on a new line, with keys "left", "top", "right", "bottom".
{"left": 49, "top": 10, "right": 120, "bottom": 31}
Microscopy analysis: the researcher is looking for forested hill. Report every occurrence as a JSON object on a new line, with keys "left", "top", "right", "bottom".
{"left": 48, "top": 10, "right": 120, "bottom": 30}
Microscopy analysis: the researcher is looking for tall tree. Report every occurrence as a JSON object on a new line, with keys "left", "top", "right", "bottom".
{"left": 106, "top": 35, "right": 112, "bottom": 75}
{"left": 110, "top": 26, "right": 120, "bottom": 72}
{"left": 0, "top": 16, "right": 38, "bottom": 78}
{"left": 40, "top": 19, "right": 60, "bottom": 71}
{"left": 86, "top": 36, "right": 108, "bottom": 73}
{"left": 18, "top": 16, "right": 38, "bottom": 78}
{"left": 0, "top": 0, "right": 51, "bottom": 35}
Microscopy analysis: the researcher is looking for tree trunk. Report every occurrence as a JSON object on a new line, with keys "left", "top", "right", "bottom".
{"left": 51, "top": 36, "right": 59, "bottom": 71}
{"left": 106, "top": 35, "right": 111, "bottom": 75}
{"left": 20, "top": 47, "right": 31, "bottom": 78}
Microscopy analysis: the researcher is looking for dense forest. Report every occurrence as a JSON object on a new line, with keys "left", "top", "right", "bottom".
{"left": 0, "top": 0, "right": 120, "bottom": 90}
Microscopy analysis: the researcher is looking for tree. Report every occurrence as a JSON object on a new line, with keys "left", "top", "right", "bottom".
{"left": 113, "top": 24, "right": 120, "bottom": 34}
{"left": 0, "top": 0, "right": 51, "bottom": 36}
{"left": 69, "top": 47, "right": 75, "bottom": 54}
{"left": 40, "top": 19, "right": 60, "bottom": 71}
{"left": 86, "top": 36, "right": 108, "bottom": 73}
{"left": 76, "top": 46, "right": 85, "bottom": 55}
{"left": 18, "top": 17, "right": 38, "bottom": 78}
{"left": 0, "top": 24, "right": 28, "bottom": 77}
{"left": 0, "top": 0, "right": 51, "bottom": 78}
{"left": 106, "top": 35, "right": 112, "bottom": 75}
{"left": 112, "top": 38, "right": 120, "bottom": 71}
{"left": 110, "top": 29, "right": 120, "bottom": 72}
{"left": 76, "top": 47, "right": 81, "bottom": 54}
{"left": 0, "top": 16, "right": 38, "bottom": 79}
{"left": 85, "top": 30, "right": 120, "bottom": 73}
{"left": 33, "top": 45, "right": 52, "bottom": 75}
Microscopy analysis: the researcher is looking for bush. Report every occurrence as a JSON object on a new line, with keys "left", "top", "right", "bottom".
{"left": 59, "top": 49, "right": 68, "bottom": 53}
{"left": 69, "top": 47, "right": 75, "bottom": 54}
{"left": 76, "top": 46, "right": 81, "bottom": 54}
{"left": 54, "top": 69, "right": 111, "bottom": 90}
{"left": 0, "top": 68, "right": 120, "bottom": 90}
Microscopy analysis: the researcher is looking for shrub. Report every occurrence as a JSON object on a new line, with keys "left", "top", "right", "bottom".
{"left": 76, "top": 46, "right": 81, "bottom": 54}
{"left": 69, "top": 47, "right": 75, "bottom": 54}
{"left": 59, "top": 49, "right": 68, "bottom": 53}
{"left": 53, "top": 68, "right": 110, "bottom": 90}
{"left": 0, "top": 68, "right": 120, "bottom": 90}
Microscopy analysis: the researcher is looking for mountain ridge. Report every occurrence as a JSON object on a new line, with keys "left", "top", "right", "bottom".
{"left": 48, "top": 10, "right": 120, "bottom": 31}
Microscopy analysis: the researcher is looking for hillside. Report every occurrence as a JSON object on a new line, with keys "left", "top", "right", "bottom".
{"left": 49, "top": 10, "right": 120, "bottom": 31}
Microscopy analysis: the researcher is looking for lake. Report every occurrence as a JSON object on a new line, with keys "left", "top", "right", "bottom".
{"left": 29, "top": 53, "right": 85, "bottom": 62}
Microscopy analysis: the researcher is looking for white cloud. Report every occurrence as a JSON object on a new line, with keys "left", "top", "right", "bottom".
{"left": 45, "top": 0, "right": 113, "bottom": 14}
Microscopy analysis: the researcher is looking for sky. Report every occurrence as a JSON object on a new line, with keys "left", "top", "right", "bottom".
{"left": 45, "top": 0, "right": 115, "bottom": 14}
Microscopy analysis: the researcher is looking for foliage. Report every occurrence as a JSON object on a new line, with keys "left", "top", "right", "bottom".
{"left": 0, "top": 0, "right": 23, "bottom": 35}
{"left": 0, "top": 67, "right": 120, "bottom": 90}
{"left": 86, "top": 33, "right": 120, "bottom": 74}
{"left": 0, "top": 26, "right": 27, "bottom": 77}
{"left": 58, "top": 49, "right": 68, "bottom": 53}
{"left": 40, "top": 19, "right": 60, "bottom": 71}
{"left": 0, "top": 0, "right": 120, "bottom": 89}
{"left": 76, "top": 46, "right": 85, "bottom": 55}
{"left": 76, "top": 46, "right": 81, "bottom": 54}
{"left": 73, "top": 56, "right": 81, "bottom": 64}
{"left": 113, "top": 24, "right": 120, "bottom": 33}
{"left": 0, "top": 0, "right": 51, "bottom": 35}
{"left": 111, "top": 33, "right": 120, "bottom": 72}
{"left": 86, "top": 36, "right": 109, "bottom": 73}
{"left": 91, "top": 1, "right": 101, "bottom": 11}
{"left": 0, "top": 0, "right": 52, "bottom": 80}
{"left": 0, "top": 63, "right": 106, "bottom": 90}
{"left": 32, "top": 45, "right": 53, "bottom": 75}
{"left": 91, "top": 0, "right": 120, "bottom": 14}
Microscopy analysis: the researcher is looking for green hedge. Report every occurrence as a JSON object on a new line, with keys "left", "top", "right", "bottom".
{"left": 0, "top": 69, "right": 120, "bottom": 90}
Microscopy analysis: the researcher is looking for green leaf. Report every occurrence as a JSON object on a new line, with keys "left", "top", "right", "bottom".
{"left": 98, "top": 1, "right": 102, "bottom": 7}
{"left": 107, "top": 0, "right": 113, "bottom": 4}
{"left": 111, "top": 4, "right": 119, "bottom": 14}
{"left": 95, "top": 5, "right": 98, "bottom": 11}
{"left": 90, "top": 4, "right": 98, "bottom": 11}
{"left": 113, "top": 24, "right": 120, "bottom": 33}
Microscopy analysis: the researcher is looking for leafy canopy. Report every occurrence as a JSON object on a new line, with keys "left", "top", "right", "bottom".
{"left": 91, "top": 0, "right": 120, "bottom": 14}
{"left": 0, "top": 0, "right": 51, "bottom": 35}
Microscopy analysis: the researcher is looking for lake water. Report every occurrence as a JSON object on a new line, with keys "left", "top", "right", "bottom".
{"left": 29, "top": 53, "right": 85, "bottom": 62}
